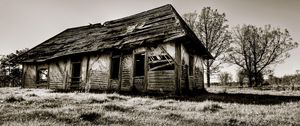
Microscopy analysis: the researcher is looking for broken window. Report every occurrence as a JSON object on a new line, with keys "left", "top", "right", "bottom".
{"left": 189, "top": 55, "right": 194, "bottom": 76}
{"left": 37, "top": 68, "right": 48, "bottom": 83}
{"left": 134, "top": 53, "right": 145, "bottom": 76}
{"left": 111, "top": 55, "right": 120, "bottom": 79}
{"left": 148, "top": 47, "right": 175, "bottom": 71}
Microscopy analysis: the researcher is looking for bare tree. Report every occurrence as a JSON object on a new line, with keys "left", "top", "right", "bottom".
{"left": 237, "top": 69, "right": 246, "bottom": 87}
{"left": 218, "top": 72, "right": 232, "bottom": 86}
{"left": 227, "top": 25, "right": 298, "bottom": 87}
{"left": 183, "top": 7, "right": 232, "bottom": 87}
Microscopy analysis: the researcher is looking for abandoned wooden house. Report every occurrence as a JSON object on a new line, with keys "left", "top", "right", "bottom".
{"left": 15, "top": 4, "right": 213, "bottom": 94}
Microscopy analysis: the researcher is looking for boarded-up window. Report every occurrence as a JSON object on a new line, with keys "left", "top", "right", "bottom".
{"left": 37, "top": 68, "right": 48, "bottom": 83}
{"left": 134, "top": 53, "right": 145, "bottom": 76}
{"left": 111, "top": 55, "right": 120, "bottom": 79}
{"left": 189, "top": 55, "right": 194, "bottom": 76}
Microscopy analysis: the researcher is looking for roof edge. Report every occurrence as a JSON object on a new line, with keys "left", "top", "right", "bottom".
{"left": 169, "top": 5, "right": 214, "bottom": 59}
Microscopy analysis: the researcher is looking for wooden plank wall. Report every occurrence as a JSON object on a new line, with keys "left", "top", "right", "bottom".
{"left": 23, "top": 64, "right": 36, "bottom": 88}
{"left": 120, "top": 54, "right": 133, "bottom": 91}
{"left": 180, "top": 43, "right": 205, "bottom": 91}
{"left": 87, "top": 54, "right": 110, "bottom": 90}
{"left": 49, "top": 60, "right": 69, "bottom": 89}
{"left": 147, "top": 70, "right": 175, "bottom": 91}
{"left": 81, "top": 56, "right": 89, "bottom": 90}
{"left": 194, "top": 56, "right": 204, "bottom": 90}
{"left": 180, "top": 43, "right": 192, "bottom": 91}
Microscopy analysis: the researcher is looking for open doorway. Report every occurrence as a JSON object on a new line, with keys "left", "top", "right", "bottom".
{"left": 133, "top": 53, "right": 145, "bottom": 92}
{"left": 71, "top": 57, "right": 81, "bottom": 89}
{"left": 134, "top": 53, "right": 145, "bottom": 76}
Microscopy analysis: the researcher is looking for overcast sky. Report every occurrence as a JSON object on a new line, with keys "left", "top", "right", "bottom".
{"left": 1, "top": 0, "right": 300, "bottom": 77}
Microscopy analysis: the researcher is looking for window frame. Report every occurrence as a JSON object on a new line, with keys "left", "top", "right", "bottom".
{"left": 37, "top": 67, "right": 48, "bottom": 84}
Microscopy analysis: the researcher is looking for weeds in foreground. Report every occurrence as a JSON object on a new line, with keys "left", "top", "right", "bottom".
{"left": 26, "top": 93, "right": 38, "bottom": 97}
{"left": 88, "top": 97, "right": 109, "bottom": 104}
{"left": 202, "top": 103, "right": 223, "bottom": 112}
{"left": 103, "top": 104, "right": 133, "bottom": 112}
{"left": 4, "top": 95, "right": 25, "bottom": 103}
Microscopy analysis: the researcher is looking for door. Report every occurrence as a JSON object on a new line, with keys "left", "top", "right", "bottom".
{"left": 133, "top": 53, "right": 145, "bottom": 92}
{"left": 110, "top": 54, "right": 121, "bottom": 91}
{"left": 71, "top": 58, "right": 81, "bottom": 89}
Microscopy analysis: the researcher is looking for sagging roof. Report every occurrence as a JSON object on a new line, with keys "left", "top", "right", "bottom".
{"left": 16, "top": 4, "right": 213, "bottom": 63}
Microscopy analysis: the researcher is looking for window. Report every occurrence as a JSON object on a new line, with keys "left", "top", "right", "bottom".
{"left": 111, "top": 55, "right": 120, "bottom": 79}
{"left": 37, "top": 68, "right": 48, "bottom": 83}
{"left": 134, "top": 53, "right": 145, "bottom": 76}
{"left": 189, "top": 55, "right": 194, "bottom": 76}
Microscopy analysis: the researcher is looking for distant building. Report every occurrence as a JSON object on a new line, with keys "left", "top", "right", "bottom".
{"left": 15, "top": 4, "right": 212, "bottom": 94}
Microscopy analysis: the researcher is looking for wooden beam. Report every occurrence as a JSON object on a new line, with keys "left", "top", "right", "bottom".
{"left": 144, "top": 50, "right": 148, "bottom": 92}
{"left": 149, "top": 62, "right": 174, "bottom": 71}
{"left": 159, "top": 46, "right": 178, "bottom": 65}
{"left": 118, "top": 53, "right": 123, "bottom": 92}
{"left": 175, "top": 42, "right": 181, "bottom": 95}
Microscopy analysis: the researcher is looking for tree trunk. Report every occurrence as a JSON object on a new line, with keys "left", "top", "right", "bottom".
{"left": 247, "top": 73, "right": 253, "bottom": 87}
{"left": 206, "top": 60, "right": 210, "bottom": 87}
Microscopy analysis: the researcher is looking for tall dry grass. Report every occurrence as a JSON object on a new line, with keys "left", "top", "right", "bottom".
{"left": 0, "top": 87, "right": 299, "bottom": 125}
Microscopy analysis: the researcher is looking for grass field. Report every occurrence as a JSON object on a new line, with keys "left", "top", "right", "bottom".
{"left": 0, "top": 87, "right": 299, "bottom": 126}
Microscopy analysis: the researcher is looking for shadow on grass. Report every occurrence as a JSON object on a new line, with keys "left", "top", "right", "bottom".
{"left": 51, "top": 88, "right": 300, "bottom": 105}
{"left": 155, "top": 92, "right": 300, "bottom": 105}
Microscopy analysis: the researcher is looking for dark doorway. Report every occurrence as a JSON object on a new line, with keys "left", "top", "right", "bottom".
{"left": 109, "top": 53, "right": 121, "bottom": 91}
{"left": 111, "top": 56, "right": 120, "bottom": 79}
{"left": 133, "top": 53, "right": 145, "bottom": 92}
{"left": 71, "top": 57, "right": 81, "bottom": 89}
{"left": 134, "top": 53, "right": 145, "bottom": 76}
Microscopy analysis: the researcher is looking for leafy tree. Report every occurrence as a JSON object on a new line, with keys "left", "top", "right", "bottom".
{"left": 0, "top": 48, "right": 28, "bottom": 87}
{"left": 227, "top": 25, "right": 298, "bottom": 87}
{"left": 183, "top": 7, "right": 232, "bottom": 87}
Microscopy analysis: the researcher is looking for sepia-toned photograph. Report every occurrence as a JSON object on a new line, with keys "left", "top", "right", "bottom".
{"left": 0, "top": 0, "right": 299, "bottom": 125}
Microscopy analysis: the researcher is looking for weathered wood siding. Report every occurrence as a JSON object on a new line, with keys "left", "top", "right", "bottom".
{"left": 194, "top": 55, "right": 204, "bottom": 90}
{"left": 180, "top": 44, "right": 192, "bottom": 91}
{"left": 81, "top": 56, "right": 89, "bottom": 89}
{"left": 120, "top": 54, "right": 133, "bottom": 91}
{"left": 23, "top": 64, "right": 36, "bottom": 88}
{"left": 49, "top": 59, "right": 70, "bottom": 89}
{"left": 147, "top": 70, "right": 175, "bottom": 91}
{"left": 180, "top": 43, "right": 204, "bottom": 91}
{"left": 146, "top": 43, "right": 176, "bottom": 92}
{"left": 87, "top": 53, "right": 110, "bottom": 90}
